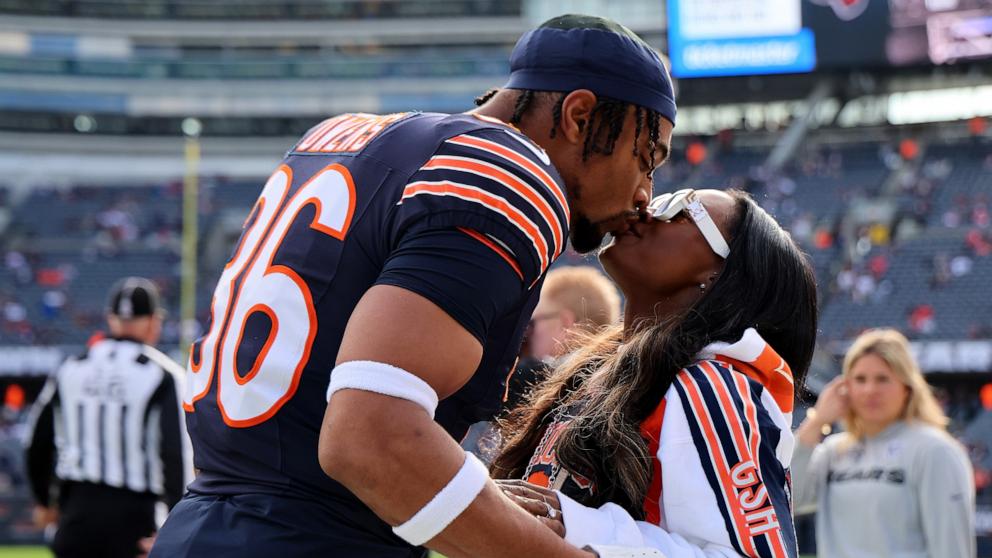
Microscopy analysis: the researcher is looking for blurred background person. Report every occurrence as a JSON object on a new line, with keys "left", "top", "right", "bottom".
{"left": 508, "top": 266, "right": 621, "bottom": 410}
{"left": 793, "top": 328, "right": 976, "bottom": 558}
{"left": 24, "top": 277, "right": 192, "bottom": 558}
{"left": 527, "top": 265, "right": 622, "bottom": 362}
{"left": 464, "top": 266, "right": 622, "bottom": 461}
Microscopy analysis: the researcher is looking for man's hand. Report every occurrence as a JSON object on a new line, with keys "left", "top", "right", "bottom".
{"left": 137, "top": 534, "right": 156, "bottom": 558}
{"left": 496, "top": 480, "right": 565, "bottom": 537}
{"left": 32, "top": 505, "right": 57, "bottom": 529}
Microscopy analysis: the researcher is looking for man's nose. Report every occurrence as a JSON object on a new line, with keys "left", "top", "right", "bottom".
{"left": 633, "top": 187, "right": 650, "bottom": 218}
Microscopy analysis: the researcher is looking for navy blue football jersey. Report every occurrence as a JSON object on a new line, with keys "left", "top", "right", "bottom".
{"left": 180, "top": 112, "right": 568, "bottom": 548}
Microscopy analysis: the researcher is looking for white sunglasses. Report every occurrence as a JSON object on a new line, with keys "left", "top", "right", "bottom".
{"left": 647, "top": 189, "right": 731, "bottom": 258}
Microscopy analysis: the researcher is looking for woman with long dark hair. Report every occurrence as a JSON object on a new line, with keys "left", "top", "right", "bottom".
{"left": 492, "top": 189, "right": 819, "bottom": 557}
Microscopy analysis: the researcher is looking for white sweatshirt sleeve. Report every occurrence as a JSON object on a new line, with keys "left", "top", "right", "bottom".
{"left": 559, "top": 491, "right": 744, "bottom": 558}
{"left": 917, "top": 437, "right": 976, "bottom": 558}
{"left": 790, "top": 438, "right": 831, "bottom": 515}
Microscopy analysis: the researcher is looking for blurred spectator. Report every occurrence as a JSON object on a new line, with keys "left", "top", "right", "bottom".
{"left": 793, "top": 329, "right": 975, "bottom": 558}
{"left": 909, "top": 303, "right": 936, "bottom": 335}
{"left": 950, "top": 254, "right": 973, "bottom": 278}
{"left": 814, "top": 226, "right": 835, "bottom": 250}
{"left": 4, "top": 251, "right": 33, "bottom": 285}
{"left": 968, "top": 116, "right": 987, "bottom": 137}
{"left": 852, "top": 272, "right": 876, "bottom": 304}
{"left": 507, "top": 266, "right": 621, "bottom": 410}
{"left": 686, "top": 140, "right": 707, "bottom": 166}
{"left": 40, "top": 291, "right": 66, "bottom": 320}
{"left": 36, "top": 267, "right": 67, "bottom": 288}
{"left": 525, "top": 266, "right": 621, "bottom": 363}
{"left": 96, "top": 204, "right": 139, "bottom": 243}
{"left": 465, "top": 267, "right": 622, "bottom": 461}
{"left": 931, "top": 252, "right": 952, "bottom": 288}
{"left": 965, "top": 229, "right": 992, "bottom": 257}
{"left": 2, "top": 384, "right": 26, "bottom": 428}
{"left": 867, "top": 223, "right": 889, "bottom": 246}
{"left": 899, "top": 138, "right": 920, "bottom": 161}
{"left": 790, "top": 212, "right": 815, "bottom": 244}
{"left": 972, "top": 201, "right": 990, "bottom": 229}
{"left": 2, "top": 301, "right": 30, "bottom": 339}
{"left": 835, "top": 265, "right": 856, "bottom": 295}
{"left": 982, "top": 384, "right": 992, "bottom": 411}
{"left": 944, "top": 205, "right": 964, "bottom": 228}
{"left": 868, "top": 252, "right": 889, "bottom": 279}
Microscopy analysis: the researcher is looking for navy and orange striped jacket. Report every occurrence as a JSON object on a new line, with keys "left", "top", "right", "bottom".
{"left": 524, "top": 328, "right": 798, "bottom": 558}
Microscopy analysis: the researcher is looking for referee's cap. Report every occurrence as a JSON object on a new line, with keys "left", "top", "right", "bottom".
{"left": 107, "top": 277, "right": 161, "bottom": 319}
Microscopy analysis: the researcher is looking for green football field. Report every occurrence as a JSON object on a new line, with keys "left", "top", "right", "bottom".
{"left": 0, "top": 549, "right": 49, "bottom": 558}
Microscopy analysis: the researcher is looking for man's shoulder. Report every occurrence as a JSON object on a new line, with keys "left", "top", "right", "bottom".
{"left": 387, "top": 113, "right": 569, "bottom": 283}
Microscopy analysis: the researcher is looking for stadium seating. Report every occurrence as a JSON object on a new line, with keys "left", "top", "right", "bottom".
{"left": 0, "top": 0, "right": 524, "bottom": 20}
{"left": 4, "top": 131, "right": 990, "bottom": 346}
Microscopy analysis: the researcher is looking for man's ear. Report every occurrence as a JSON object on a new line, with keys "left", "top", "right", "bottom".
{"left": 558, "top": 89, "right": 598, "bottom": 144}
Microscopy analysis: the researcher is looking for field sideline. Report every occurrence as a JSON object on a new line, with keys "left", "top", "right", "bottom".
{"left": 0, "top": 549, "right": 49, "bottom": 558}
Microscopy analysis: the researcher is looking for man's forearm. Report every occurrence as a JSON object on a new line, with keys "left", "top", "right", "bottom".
{"left": 320, "top": 390, "right": 588, "bottom": 558}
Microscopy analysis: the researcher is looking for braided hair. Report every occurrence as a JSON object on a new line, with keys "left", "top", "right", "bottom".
{"left": 474, "top": 89, "right": 663, "bottom": 164}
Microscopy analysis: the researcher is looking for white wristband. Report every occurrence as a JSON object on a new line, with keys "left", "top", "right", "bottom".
{"left": 392, "top": 451, "right": 489, "bottom": 546}
{"left": 326, "top": 360, "right": 439, "bottom": 418}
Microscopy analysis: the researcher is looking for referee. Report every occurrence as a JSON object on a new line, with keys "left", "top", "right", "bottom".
{"left": 25, "top": 277, "right": 192, "bottom": 558}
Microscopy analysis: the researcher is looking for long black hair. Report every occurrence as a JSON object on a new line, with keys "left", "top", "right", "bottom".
{"left": 492, "top": 190, "right": 819, "bottom": 517}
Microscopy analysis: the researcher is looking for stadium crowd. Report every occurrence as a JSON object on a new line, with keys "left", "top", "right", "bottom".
{"left": 0, "top": 122, "right": 990, "bottom": 553}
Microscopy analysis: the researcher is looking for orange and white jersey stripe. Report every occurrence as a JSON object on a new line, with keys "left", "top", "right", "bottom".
{"left": 397, "top": 127, "right": 568, "bottom": 287}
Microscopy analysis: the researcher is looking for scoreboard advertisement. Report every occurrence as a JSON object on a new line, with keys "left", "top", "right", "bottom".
{"left": 667, "top": 0, "right": 992, "bottom": 77}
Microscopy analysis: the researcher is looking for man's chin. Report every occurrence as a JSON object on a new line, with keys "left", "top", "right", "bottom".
{"left": 569, "top": 219, "right": 607, "bottom": 254}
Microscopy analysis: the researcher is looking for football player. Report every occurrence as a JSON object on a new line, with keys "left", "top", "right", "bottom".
{"left": 152, "top": 14, "right": 676, "bottom": 558}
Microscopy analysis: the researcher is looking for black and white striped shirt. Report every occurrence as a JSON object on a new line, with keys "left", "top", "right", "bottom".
{"left": 25, "top": 337, "right": 192, "bottom": 509}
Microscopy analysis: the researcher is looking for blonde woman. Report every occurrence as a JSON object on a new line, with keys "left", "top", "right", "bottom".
{"left": 793, "top": 329, "right": 976, "bottom": 558}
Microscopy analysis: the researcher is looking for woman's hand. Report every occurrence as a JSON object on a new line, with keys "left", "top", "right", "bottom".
{"left": 495, "top": 479, "right": 565, "bottom": 538}
{"left": 797, "top": 376, "right": 849, "bottom": 446}
{"left": 814, "top": 376, "right": 850, "bottom": 425}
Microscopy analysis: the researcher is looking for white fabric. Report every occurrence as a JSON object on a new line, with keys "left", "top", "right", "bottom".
{"left": 696, "top": 327, "right": 766, "bottom": 362}
{"left": 392, "top": 451, "right": 489, "bottom": 546}
{"left": 585, "top": 544, "right": 666, "bottom": 558}
{"left": 326, "top": 360, "right": 439, "bottom": 418}
{"left": 685, "top": 197, "right": 731, "bottom": 258}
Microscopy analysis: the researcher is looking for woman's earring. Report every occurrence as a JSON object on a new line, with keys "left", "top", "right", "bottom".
{"left": 699, "top": 283, "right": 707, "bottom": 292}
